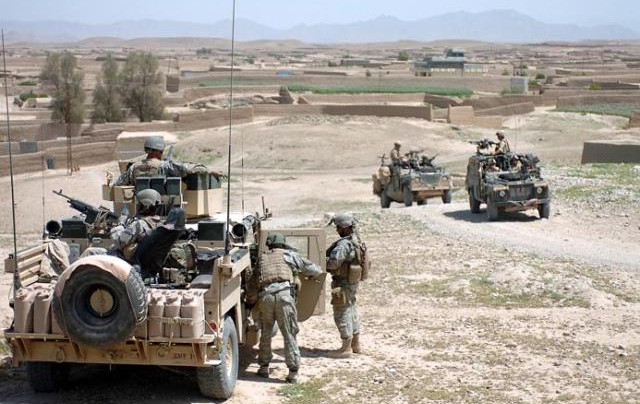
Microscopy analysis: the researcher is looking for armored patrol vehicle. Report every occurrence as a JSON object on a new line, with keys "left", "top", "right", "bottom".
{"left": 3, "top": 163, "right": 327, "bottom": 399}
{"left": 372, "top": 150, "right": 453, "bottom": 208}
{"left": 465, "top": 139, "right": 551, "bottom": 221}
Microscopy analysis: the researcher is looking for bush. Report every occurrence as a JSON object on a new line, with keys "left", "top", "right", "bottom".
{"left": 535, "top": 73, "right": 546, "bottom": 80}
{"left": 589, "top": 83, "right": 602, "bottom": 91}
{"left": 19, "top": 80, "right": 37, "bottom": 86}
{"left": 19, "top": 91, "right": 47, "bottom": 102}
{"left": 398, "top": 51, "right": 410, "bottom": 61}
{"left": 501, "top": 69, "right": 510, "bottom": 76}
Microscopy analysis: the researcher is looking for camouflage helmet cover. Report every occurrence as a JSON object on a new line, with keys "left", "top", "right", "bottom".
{"left": 331, "top": 213, "right": 354, "bottom": 228}
{"left": 136, "top": 188, "right": 161, "bottom": 207}
{"left": 394, "top": 141, "right": 402, "bottom": 147}
{"left": 496, "top": 130, "right": 505, "bottom": 138}
{"left": 266, "top": 233, "right": 288, "bottom": 247}
{"left": 144, "top": 136, "right": 165, "bottom": 152}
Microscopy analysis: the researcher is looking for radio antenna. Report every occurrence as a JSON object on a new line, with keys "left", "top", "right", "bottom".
{"left": 2, "top": 29, "right": 22, "bottom": 297}
{"left": 224, "top": 0, "right": 237, "bottom": 256}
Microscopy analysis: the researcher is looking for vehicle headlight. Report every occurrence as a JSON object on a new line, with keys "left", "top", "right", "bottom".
{"left": 536, "top": 187, "right": 543, "bottom": 195}
{"left": 499, "top": 190, "right": 506, "bottom": 197}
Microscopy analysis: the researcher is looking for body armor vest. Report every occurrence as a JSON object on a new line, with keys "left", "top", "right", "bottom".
{"left": 131, "top": 158, "right": 163, "bottom": 181}
{"left": 259, "top": 249, "right": 293, "bottom": 289}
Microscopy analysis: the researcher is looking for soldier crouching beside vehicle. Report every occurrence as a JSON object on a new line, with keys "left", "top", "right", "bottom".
{"left": 326, "top": 213, "right": 369, "bottom": 358}
{"left": 249, "top": 233, "right": 322, "bottom": 384}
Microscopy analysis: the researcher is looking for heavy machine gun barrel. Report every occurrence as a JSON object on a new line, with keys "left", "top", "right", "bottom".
{"left": 53, "top": 190, "right": 120, "bottom": 226}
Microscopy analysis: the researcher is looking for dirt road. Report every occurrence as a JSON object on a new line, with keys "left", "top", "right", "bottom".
{"left": 0, "top": 111, "right": 639, "bottom": 403}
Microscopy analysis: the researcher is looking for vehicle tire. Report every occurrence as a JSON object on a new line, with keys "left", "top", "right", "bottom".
{"left": 538, "top": 202, "right": 550, "bottom": 219}
{"left": 197, "top": 316, "right": 239, "bottom": 399}
{"left": 442, "top": 189, "right": 452, "bottom": 204}
{"left": 486, "top": 196, "right": 499, "bottom": 221}
{"left": 469, "top": 190, "right": 481, "bottom": 214}
{"left": 26, "top": 362, "right": 70, "bottom": 392}
{"left": 53, "top": 265, "right": 147, "bottom": 349}
{"left": 380, "top": 192, "right": 391, "bottom": 209}
{"left": 403, "top": 186, "right": 413, "bottom": 207}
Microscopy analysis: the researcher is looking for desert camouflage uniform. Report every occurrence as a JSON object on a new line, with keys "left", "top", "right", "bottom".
{"left": 389, "top": 148, "right": 402, "bottom": 165}
{"left": 494, "top": 138, "right": 511, "bottom": 155}
{"left": 110, "top": 215, "right": 162, "bottom": 260}
{"left": 113, "top": 158, "right": 190, "bottom": 186}
{"left": 326, "top": 235, "right": 362, "bottom": 340}
{"left": 256, "top": 249, "right": 322, "bottom": 372}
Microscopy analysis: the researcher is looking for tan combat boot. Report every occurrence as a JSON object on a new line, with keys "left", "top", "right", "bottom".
{"left": 331, "top": 338, "right": 352, "bottom": 358}
{"left": 351, "top": 334, "right": 362, "bottom": 354}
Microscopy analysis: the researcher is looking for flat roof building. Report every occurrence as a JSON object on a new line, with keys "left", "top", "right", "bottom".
{"left": 414, "top": 49, "right": 487, "bottom": 77}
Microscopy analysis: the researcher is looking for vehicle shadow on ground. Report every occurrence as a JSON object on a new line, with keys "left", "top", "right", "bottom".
{"left": 443, "top": 208, "right": 540, "bottom": 223}
{"left": 239, "top": 347, "right": 286, "bottom": 385}
{"left": 0, "top": 360, "right": 285, "bottom": 403}
{"left": 299, "top": 346, "right": 334, "bottom": 358}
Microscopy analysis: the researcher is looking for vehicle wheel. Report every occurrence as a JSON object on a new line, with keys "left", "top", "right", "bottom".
{"left": 197, "top": 316, "right": 239, "bottom": 399}
{"left": 53, "top": 264, "right": 147, "bottom": 349}
{"left": 380, "top": 192, "right": 391, "bottom": 209}
{"left": 442, "top": 189, "right": 452, "bottom": 204}
{"left": 469, "top": 190, "right": 481, "bottom": 214}
{"left": 538, "top": 202, "right": 550, "bottom": 219}
{"left": 403, "top": 186, "right": 413, "bottom": 207}
{"left": 486, "top": 197, "right": 499, "bottom": 221}
{"left": 26, "top": 362, "right": 70, "bottom": 392}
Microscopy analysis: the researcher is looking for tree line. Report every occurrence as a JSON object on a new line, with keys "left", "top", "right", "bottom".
{"left": 39, "top": 52, "right": 166, "bottom": 124}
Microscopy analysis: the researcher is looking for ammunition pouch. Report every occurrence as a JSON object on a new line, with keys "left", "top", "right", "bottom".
{"left": 348, "top": 264, "right": 362, "bottom": 285}
{"left": 330, "top": 287, "right": 347, "bottom": 306}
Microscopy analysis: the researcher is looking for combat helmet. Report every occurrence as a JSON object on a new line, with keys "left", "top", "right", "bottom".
{"left": 266, "top": 233, "right": 291, "bottom": 249}
{"left": 331, "top": 213, "right": 354, "bottom": 228}
{"left": 394, "top": 141, "right": 402, "bottom": 147}
{"left": 144, "top": 136, "right": 165, "bottom": 152}
{"left": 136, "top": 189, "right": 161, "bottom": 207}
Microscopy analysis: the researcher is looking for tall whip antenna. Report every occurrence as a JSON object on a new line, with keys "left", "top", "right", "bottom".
{"left": 224, "top": 0, "right": 237, "bottom": 255}
{"left": 2, "top": 29, "right": 22, "bottom": 297}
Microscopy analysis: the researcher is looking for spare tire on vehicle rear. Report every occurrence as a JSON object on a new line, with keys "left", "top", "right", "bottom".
{"left": 53, "top": 255, "right": 147, "bottom": 349}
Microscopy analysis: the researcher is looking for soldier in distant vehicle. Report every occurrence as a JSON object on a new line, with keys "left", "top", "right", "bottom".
{"left": 252, "top": 233, "right": 322, "bottom": 384}
{"left": 113, "top": 136, "right": 189, "bottom": 186}
{"left": 510, "top": 155, "right": 523, "bottom": 173}
{"left": 326, "top": 213, "right": 368, "bottom": 358}
{"left": 493, "top": 130, "right": 511, "bottom": 155}
{"left": 389, "top": 141, "right": 403, "bottom": 165}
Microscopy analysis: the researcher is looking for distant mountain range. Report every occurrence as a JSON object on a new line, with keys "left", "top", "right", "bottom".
{"left": 2, "top": 10, "right": 639, "bottom": 44}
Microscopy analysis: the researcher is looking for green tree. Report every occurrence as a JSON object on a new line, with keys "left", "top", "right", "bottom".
{"left": 92, "top": 54, "right": 124, "bottom": 123}
{"left": 398, "top": 51, "right": 410, "bottom": 61}
{"left": 40, "top": 53, "right": 85, "bottom": 123}
{"left": 120, "top": 52, "right": 165, "bottom": 122}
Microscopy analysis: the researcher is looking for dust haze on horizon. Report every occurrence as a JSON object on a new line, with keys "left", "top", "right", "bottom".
{"left": 2, "top": 0, "right": 639, "bottom": 31}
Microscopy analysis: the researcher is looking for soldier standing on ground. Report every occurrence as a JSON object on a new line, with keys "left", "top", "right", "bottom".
{"left": 493, "top": 130, "right": 511, "bottom": 155}
{"left": 252, "top": 233, "right": 322, "bottom": 384}
{"left": 389, "top": 141, "right": 403, "bottom": 165}
{"left": 326, "top": 213, "right": 368, "bottom": 358}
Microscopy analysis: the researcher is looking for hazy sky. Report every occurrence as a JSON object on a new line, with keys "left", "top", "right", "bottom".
{"left": 1, "top": 0, "right": 638, "bottom": 30}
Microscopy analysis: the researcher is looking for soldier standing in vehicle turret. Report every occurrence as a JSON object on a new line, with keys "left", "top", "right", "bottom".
{"left": 493, "top": 130, "right": 511, "bottom": 155}
{"left": 113, "top": 136, "right": 189, "bottom": 186}
{"left": 326, "top": 213, "right": 368, "bottom": 358}
{"left": 252, "top": 233, "right": 322, "bottom": 384}
{"left": 389, "top": 141, "right": 403, "bottom": 165}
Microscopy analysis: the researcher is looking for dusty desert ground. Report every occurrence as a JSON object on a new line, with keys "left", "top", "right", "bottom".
{"left": 0, "top": 109, "right": 639, "bottom": 403}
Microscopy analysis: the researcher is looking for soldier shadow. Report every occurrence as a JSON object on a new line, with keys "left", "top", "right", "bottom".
{"left": 298, "top": 346, "right": 334, "bottom": 358}
{"left": 443, "top": 209, "right": 539, "bottom": 223}
{"left": 238, "top": 346, "right": 290, "bottom": 385}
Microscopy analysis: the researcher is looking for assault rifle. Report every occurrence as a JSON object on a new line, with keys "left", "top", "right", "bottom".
{"left": 53, "top": 190, "right": 121, "bottom": 233}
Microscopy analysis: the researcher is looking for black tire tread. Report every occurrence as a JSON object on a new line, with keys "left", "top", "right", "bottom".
{"left": 197, "top": 316, "right": 239, "bottom": 399}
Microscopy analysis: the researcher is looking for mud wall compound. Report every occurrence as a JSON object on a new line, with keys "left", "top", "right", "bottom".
{"left": 581, "top": 140, "right": 640, "bottom": 163}
{"left": 556, "top": 95, "right": 640, "bottom": 108}
{"left": 474, "top": 102, "right": 535, "bottom": 117}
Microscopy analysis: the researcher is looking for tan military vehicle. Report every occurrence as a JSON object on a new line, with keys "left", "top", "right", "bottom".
{"left": 372, "top": 151, "right": 453, "bottom": 208}
{"left": 4, "top": 173, "right": 326, "bottom": 399}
